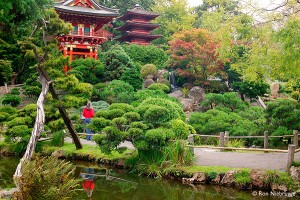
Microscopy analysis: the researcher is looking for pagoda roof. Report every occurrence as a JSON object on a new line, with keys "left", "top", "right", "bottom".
{"left": 116, "top": 21, "right": 160, "bottom": 31}
{"left": 117, "top": 31, "right": 161, "bottom": 41}
{"left": 55, "top": 0, "right": 119, "bottom": 17}
{"left": 118, "top": 4, "right": 159, "bottom": 21}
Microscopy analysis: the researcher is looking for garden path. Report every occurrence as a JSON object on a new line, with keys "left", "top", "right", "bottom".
{"left": 65, "top": 137, "right": 299, "bottom": 171}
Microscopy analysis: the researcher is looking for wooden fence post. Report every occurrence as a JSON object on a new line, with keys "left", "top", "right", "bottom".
{"left": 287, "top": 144, "right": 296, "bottom": 173}
{"left": 225, "top": 131, "right": 229, "bottom": 146}
{"left": 293, "top": 130, "right": 299, "bottom": 148}
{"left": 220, "top": 132, "right": 225, "bottom": 152}
{"left": 188, "top": 134, "right": 194, "bottom": 154}
{"left": 264, "top": 131, "right": 269, "bottom": 150}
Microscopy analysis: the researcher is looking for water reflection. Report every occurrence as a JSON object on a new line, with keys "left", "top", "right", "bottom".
{"left": 81, "top": 168, "right": 95, "bottom": 198}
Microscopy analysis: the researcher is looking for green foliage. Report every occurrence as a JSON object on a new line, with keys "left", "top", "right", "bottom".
{"left": 17, "top": 104, "right": 37, "bottom": 118}
{"left": 2, "top": 94, "right": 21, "bottom": 107}
{"left": 123, "top": 112, "right": 141, "bottom": 123}
{"left": 189, "top": 109, "right": 259, "bottom": 136}
{"left": 167, "top": 119, "right": 196, "bottom": 139}
{"left": 10, "top": 88, "right": 20, "bottom": 95}
{"left": 108, "top": 103, "right": 134, "bottom": 112}
{"left": 69, "top": 58, "right": 104, "bottom": 84}
{"left": 136, "top": 98, "right": 185, "bottom": 123}
{"left": 23, "top": 85, "right": 41, "bottom": 97}
{"left": 122, "top": 44, "right": 168, "bottom": 68}
{"left": 121, "top": 66, "right": 143, "bottom": 91}
{"left": 50, "top": 131, "right": 64, "bottom": 147}
{"left": 5, "top": 125, "right": 31, "bottom": 142}
{"left": 201, "top": 92, "right": 248, "bottom": 111}
{"left": 140, "top": 64, "right": 157, "bottom": 78}
{"left": 265, "top": 99, "right": 300, "bottom": 131}
{"left": 101, "top": 80, "right": 134, "bottom": 104}
{"left": 147, "top": 83, "right": 170, "bottom": 93}
{"left": 48, "top": 119, "right": 65, "bottom": 132}
{"left": 0, "top": 106, "right": 17, "bottom": 114}
{"left": 102, "top": 45, "right": 135, "bottom": 81}
{"left": 263, "top": 170, "right": 295, "bottom": 190}
{"left": 132, "top": 89, "right": 179, "bottom": 106}
{"left": 88, "top": 117, "right": 111, "bottom": 133}
{"left": 143, "top": 128, "right": 175, "bottom": 150}
{"left": 6, "top": 116, "right": 33, "bottom": 128}
{"left": 0, "top": 112, "right": 10, "bottom": 122}
{"left": 95, "top": 109, "right": 125, "bottom": 120}
{"left": 232, "top": 81, "right": 269, "bottom": 98}
{"left": 270, "top": 126, "right": 292, "bottom": 147}
{"left": 226, "top": 139, "right": 245, "bottom": 148}
{"left": 14, "top": 156, "right": 79, "bottom": 200}
{"left": 234, "top": 170, "right": 251, "bottom": 184}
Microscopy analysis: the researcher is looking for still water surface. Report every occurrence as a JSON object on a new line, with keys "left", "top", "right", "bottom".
{"left": 0, "top": 157, "right": 289, "bottom": 200}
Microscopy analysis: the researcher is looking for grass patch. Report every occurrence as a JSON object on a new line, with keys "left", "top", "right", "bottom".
{"left": 42, "top": 143, "right": 137, "bottom": 161}
{"left": 264, "top": 170, "right": 295, "bottom": 190}
{"left": 180, "top": 165, "right": 250, "bottom": 174}
{"left": 234, "top": 170, "right": 251, "bottom": 184}
{"left": 292, "top": 161, "right": 300, "bottom": 167}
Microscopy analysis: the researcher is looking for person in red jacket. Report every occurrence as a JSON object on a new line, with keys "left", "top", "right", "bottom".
{"left": 82, "top": 168, "right": 95, "bottom": 198}
{"left": 82, "top": 101, "right": 94, "bottom": 140}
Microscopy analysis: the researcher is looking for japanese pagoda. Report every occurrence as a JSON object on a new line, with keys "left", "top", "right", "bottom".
{"left": 116, "top": 4, "right": 161, "bottom": 45}
{"left": 54, "top": 0, "right": 118, "bottom": 71}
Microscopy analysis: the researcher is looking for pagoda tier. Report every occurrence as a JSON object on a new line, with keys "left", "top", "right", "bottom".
{"left": 116, "top": 5, "right": 161, "bottom": 45}
{"left": 54, "top": 0, "right": 118, "bottom": 71}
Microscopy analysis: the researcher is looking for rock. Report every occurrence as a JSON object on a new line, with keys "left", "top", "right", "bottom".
{"left": 156, "top": 69, "right": 168, "bottom": 82}
{"left": 182, "top": 172, "right": 207, "bottom": 184}
{"left": 182, "top": 177, "right": 194, "bottom": 184}
{"left": 144, "top": 79, "right": 155, "bottom": 88}
{"left": 188, "top": 86, "right": 204, "bottom": 104}
{"left": 116, "top": 159, "right": 125, "bottom": 168}
{"left": 290, "top": 166, "right": 300, "bottom": 182}
{"left": 270, "top": 82, "right": 279, "bottom": 98}
{"left": 220, "top": 170, "right": 236, "bottom": 186}
{"left": 0, "top": 188, "right": 18, "bottom": 198}
{"left": 193, "top": 172, "right": 207, "bottom": 184}
{"left": 169, "top": 90, "right": 184, "bottom": 99}
{"left": 146, "top": 75, "right": 155, "bottom": 80}
{"left": 271, "top": 183, "right": 288, "bottom": 192}
{"left": 250, "top": 169, "right": 265, "bottom": 188}
{"left": 52, "top": 150, "right": 65, "bottom": 158}
{"left": 210, "top": 173, "right": 223, "bottom": 185}
{"left": 180, "top": 98, "right": 194, "bottom": 112}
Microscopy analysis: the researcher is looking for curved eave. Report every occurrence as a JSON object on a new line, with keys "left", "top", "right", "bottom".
{"left": 117, "top": 32, "right": 161, "bottom": 41}
{"left": 116, "top": 22, "right": 159, "bottom": 31}
{"left": 118, "top": 12, "right": 159, "bottom": 21}
{"left": 55, "top": 6, "right": 119, "bottom": 17}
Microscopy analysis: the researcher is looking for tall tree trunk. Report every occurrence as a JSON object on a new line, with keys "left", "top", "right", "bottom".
{"left": 14, "top": 67, "right": 49, "bottom": 182}
{"left": 38, "top": 67, "right": 82, "bottom": 149}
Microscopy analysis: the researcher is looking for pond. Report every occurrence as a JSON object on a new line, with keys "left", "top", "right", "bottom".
{"left": 0, "top": 157, "right": 287, "bottom": 200}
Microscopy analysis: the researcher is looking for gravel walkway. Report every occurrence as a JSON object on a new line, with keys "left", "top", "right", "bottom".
{"left": 65, "top": 137, "right": 299, "bottom": 171}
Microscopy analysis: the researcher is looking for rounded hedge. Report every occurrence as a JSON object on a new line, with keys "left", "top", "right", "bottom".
{"left": 147, "top": 83, "right": 170, "bottom": 93}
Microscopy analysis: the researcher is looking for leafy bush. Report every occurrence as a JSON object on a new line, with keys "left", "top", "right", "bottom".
{"left": 17, "top": 104, "right": 37, "bottom": 118}
{"left": 0, "top": 112, "right": 10, "bottom": 122}
{"left": 2, "top": 94, "right": 22, "bottom": 107}
{"left": 136, "top": 98, "right": 185, "bottom": 123}
{"left": 232, "top": 81, "right": 269, "bottom": 99}
{"left": 122, "top": 44, "right": 168, "bottom": 68}
{"left": 88, "top": 117, "right": 111, "bottom": 133}
{"left": 234, "top": 170, "right": 251, "bottom": 184}
{"left": 0, "top": 106, "right": 17, "bottom": 114}
{"left": 121, "top": 66, "right": 143, "bottom": 91}
{"left": 101, "top": 80, "right": 134, "bottom": 104}
{"left": 291, "top": 91, "right": 300, "bottom": 101}
{"left": 132, "top": 89, "right": 179, "bottom": 106}
{"left": 123, "top": 112, "right": 141, "bottom": 123}
{"left": 6, "top": 116, "right": 33, "bottom": 128}
{"left": 140, "top": 64, "right": 157, "bottom": 78}
{"left": 167, "top": 119, "right": 196, "bottom": 139}
{"left": 108, "top": 103, "right": 134, "bottom": 112}
{"left": 48, "top": 119, "right": 65, "bottom": 132}
{"left": 10, "top": 88, "right": 20, "bottom": 95}
{"left": 270, "top": 126, "right": 292, "bottom": 147}
{"left": 23, "top": 85, "right": 41, "bottom": 97}
{"left": 143, "top": 128, "right": 175, "bottom": 150}
{"left": 147, "top": 83, "right": 170, "bottom": 93}
{"left": 143, "top": 105, "right": 171, "bottom": 125}
{"left": 14, "top": 156, "right": 79, "bottom": 200}
{"left": 5, "top": 125, "right": 31, "bottom": 142}
{"left": 95, "top": 109, "right": 125, "bottom": 120}
{"left": 50, "top": 131, "right": 64, "bottom": 147}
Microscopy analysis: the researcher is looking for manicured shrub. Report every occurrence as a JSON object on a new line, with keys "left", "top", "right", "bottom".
{"left": 50, "top": 131, "right": 64, "bottom": 147}
{"left": 123, "top": 112, "right": 141, "bottom": 123}
{"left": 147, "top": 83, "right": 170, "bottom": 93}
{"left": 2, "top": 94, "right": 21, "bottom": 107}
{"left": 136, "top": 98, "right": 185, "bottom": 122}
{"left": 101, "top": 80, "right": 134, "bottom": 104}
{"left": 167, "top": 119, "right": 196, "bottom": 139}
{"left": 17, "top": 104, "right": 37, "bottom": 118}
{"left": 0, "top": 112, "right": 10, "bottom": 122}
{"left": 0, "top": 106, "right": 17, "bottom": 114}
{"left": 88, "top": 117, "right": 111, "bottom": 132}
{"left": 5, "top": 125, "right": 32, "bottom": 142}
{"left": 143, "top": 105, "right": 171, "bottom": 125}
{"left": 144, "top": 128, "right": 175, "bottom": 150}
{"left": 291, "top": 91, "right": 300, "bottom": 101}
{"left": 130, "top": 122, "right": 148, "bottom": 130}
{"left": 23, "top": 86, "right": 41, "bottom": 97}
{"left": 48, "top": 119, "right": 65, "bottom": 132}
{"left": 140, "top": 64, "right": 157, "bottom": 78}
{"left": 6, "top": 116, "right": 33, "bottom": 128}
{"left": 95, "top": 109, "right": 125, "bottom": 120}
{"left": 121, "top": 66, "right": 143, "bottom": 91}
{"left": 10, "top": 88, "right": 20, "bottom": 95}
{"left": 108, "top": 103, "right": 134, "bottom": 112}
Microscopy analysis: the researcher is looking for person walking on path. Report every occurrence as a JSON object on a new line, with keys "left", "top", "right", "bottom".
{"left": 82, "top": 101, "right": 94, "bottom": 140}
